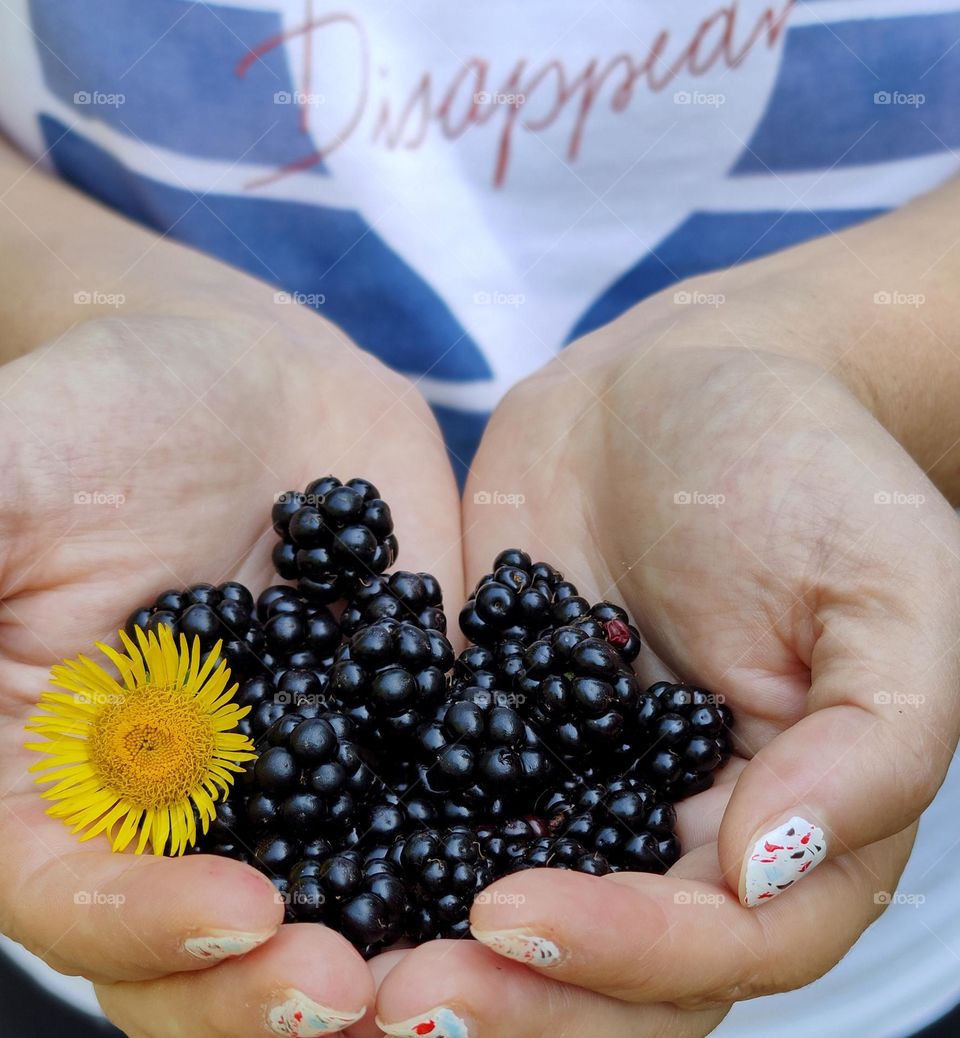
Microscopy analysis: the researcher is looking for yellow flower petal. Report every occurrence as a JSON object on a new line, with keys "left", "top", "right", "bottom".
{"left": 26, "top": 626, "right": 254, "bottom": 857}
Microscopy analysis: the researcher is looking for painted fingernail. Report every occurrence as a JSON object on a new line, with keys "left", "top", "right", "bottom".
{"left": 472, "top": 928, "right": 563, "bottom": 967}
{"left": 182, "top": 929, "right": 274, "bottom": 960}
{"left": 741, "top": 815, "right": 826, "bottom": 907}
{"left": 265, "top": 989, "right": 365, "bottom": 1037}
{"left": 377, "top": 1006, "right": 470, "bottom": 1038}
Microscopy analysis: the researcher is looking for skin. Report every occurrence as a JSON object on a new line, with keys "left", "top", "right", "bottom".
{"left": 0, "top": 142, "right": 959, "bottom": 1038}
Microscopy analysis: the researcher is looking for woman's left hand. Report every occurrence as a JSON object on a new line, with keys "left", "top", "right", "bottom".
{"left": 370, "top": 284, "right": 960, "bottom": 1038}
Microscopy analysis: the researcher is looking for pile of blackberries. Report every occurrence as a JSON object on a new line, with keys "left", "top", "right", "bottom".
{"left": 125, "top": 476, "right": 734, "bottom": 957}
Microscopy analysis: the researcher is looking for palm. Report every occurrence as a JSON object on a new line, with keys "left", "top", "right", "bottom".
{"left": 464, "top": 344, "right": 958, "bottom": 853}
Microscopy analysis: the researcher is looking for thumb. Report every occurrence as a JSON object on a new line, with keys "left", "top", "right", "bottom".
{"left": 719, "top": 585, "right": 960, "bottom": 907}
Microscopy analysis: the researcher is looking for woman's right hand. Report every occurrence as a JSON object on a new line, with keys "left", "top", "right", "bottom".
{"left": 0, "top": 308, "right": 463, "bottom": 1037}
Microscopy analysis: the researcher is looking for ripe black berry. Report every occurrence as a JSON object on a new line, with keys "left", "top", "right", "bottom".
{"left": 628, "top": 682, "right": 733, "bottom": 800}
{"left": 513, "top": 835, "right": 613, "bottom": 875}
{"left": 272, "top": 477, "right": 399, "bottom": 601}
{"left": 539, "top": 775, "right": 679, "bottom": 873}
{"left": 415, "top": 689, "right": 552, "bottom": 819}
{"left": 395, "top": 827, "right": 495, "bottom": 940}
{"left": 459, "top": 550, "right": 564, "bottom": 646}
{"left": 124, "top": 580, "right": 265, "bottom": 677}
{"left": 255, "top": 585, "right": 341, "bottom": 671}
{"left": 341, "top": 571, "right": 446, "bottom": 635}
{"left": 329, "top": 618, "right": 453, "bottom": 747}
{"left": 515, "top": 626, "right": 641, "bottom": 762}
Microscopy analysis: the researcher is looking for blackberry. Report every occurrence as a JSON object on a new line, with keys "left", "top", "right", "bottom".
{"left": 513, "top": 835, "right": 613, "bottom": 876}
{"left": 396, "top": 827, "right": 495, "bottom": 941}
{"left": 451, "top": 639, "right": 528, "bottom": 694}
{"left": 271, "top": 476, "right": 398, "bottom": 601}
{"left": 570, "top": 601, "right": 642, "bottom": 665}
{"left": 475, "top": 817, "right": 548, "bottom": 872}
{"left": 255, "top": 585, "right": 341, "bottom": 672}
{"left": 629, "top": 682, "right": 734, "bottom": 800}
{"left": 124, "top": 581, "right": 265, "bottom": 677}
{"left": 329, "top": 618, "right": 454, "bottom": 747}
{"left": 340, "top": 571, "right": 446, "bottom": 636}
{"left": 360, "top": 790, "right": 439, "bottom": 846}
{"left": 459, "top": 549, "right": 642, "bottom": 667}
{"left": 415, "top": 689, "right": 552, "bottom": 821}
{"left": 236, "top": 713, "right": 377, "bottom": 872}
{"left": 459, "top": 549, "right": 566, "bottom": 647}
{"left": 539, "top": 775, "right": 680, "bottom": 873}
{"left": 516, "top": 626, "right": 642, "bottom": 763}
{"left": 286, "top": 851, "right": 409, "bottom": 956}
{"left": 234, "top": 668, "right": 334, "bottom": 742}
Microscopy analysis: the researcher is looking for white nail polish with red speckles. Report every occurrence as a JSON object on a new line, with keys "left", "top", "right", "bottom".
{"left": 265, "top": 990, "right": 365, "bottom": 1037}
{"left": 377, "top": 1006, "right": 470, "bottom": 1038}
{"left": 182, "top": 930, "right": 272, "bottom": 960}
{"left": 472, "top": 929, "right": 563, "bottom": 966}
{"left": 741, "top": 816, "right": 826, "bottom": 907}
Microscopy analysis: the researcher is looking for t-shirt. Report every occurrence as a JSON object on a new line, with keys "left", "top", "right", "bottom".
{"left": 4, "top": 0, "right": 960, "bottom": 473}
{"left": 1, "top": 1, "right": 959, "bottom": 1034}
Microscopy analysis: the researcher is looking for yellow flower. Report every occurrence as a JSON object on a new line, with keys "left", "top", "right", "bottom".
{"left": 25, "top": 625, "right": 255, "bottom": 856}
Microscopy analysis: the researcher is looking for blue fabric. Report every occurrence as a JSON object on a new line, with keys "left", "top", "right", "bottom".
{"left": 22, "top": 2, "right": 960, "bottom": 475}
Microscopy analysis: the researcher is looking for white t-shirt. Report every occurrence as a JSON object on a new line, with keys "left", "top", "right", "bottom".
{"left": 1, "top": 1, "right": 959, "bottom": 1033}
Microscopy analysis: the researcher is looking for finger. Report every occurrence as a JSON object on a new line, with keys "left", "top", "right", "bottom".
{"left": 0, "top": 793, "right": 282, "bottom": 982}
{"left": 342, "top": 949, "right": 412, "bottom": 1038}
{"left": 716, "top": 581, "right": 960, "bottom": 907}
{"left": 470, "top": 828, "right": 912, "bottom": 1005}
{"left": 374, "top": 938, "right": 723, "bottom": 1038}
{"left": 96, "top": 922, "right": 372, "bottom": 1038}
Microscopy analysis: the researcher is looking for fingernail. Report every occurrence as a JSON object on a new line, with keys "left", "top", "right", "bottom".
{"left": 472, "top": 928, "right": 563, "bottom": 967}
{"left": 377, "top": 1006, "right": 470, "bottom": 1038}
{"left": 741, "top": 815, "right": 826, "bottom": 907}
{"left": 265, "top": 989, "right": 365, "bottom": 1037}
{"left": 183, "top": 929, "right": 274, "bottom": 960}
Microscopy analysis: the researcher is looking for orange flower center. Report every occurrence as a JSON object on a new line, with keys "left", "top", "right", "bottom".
{"left": 89, "top": 685, "right": 215, "bottom": 808}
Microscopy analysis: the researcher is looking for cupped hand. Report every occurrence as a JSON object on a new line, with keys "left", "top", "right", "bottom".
{"left": 374, "top": 304, "right": 960, "bottom": 1038}
{"left": 0, "top": 308, "right": 463, "bottom": 1038}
